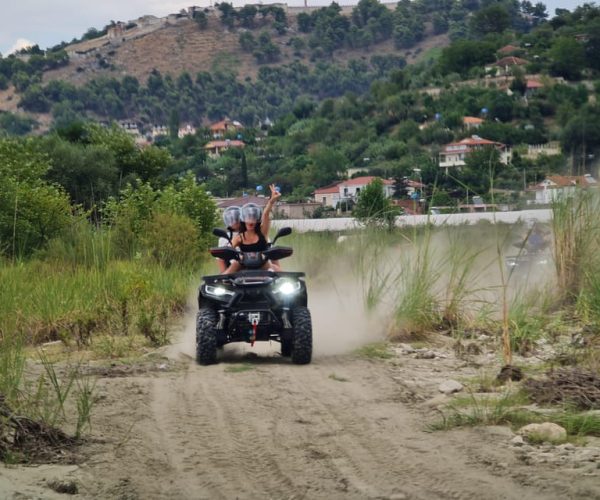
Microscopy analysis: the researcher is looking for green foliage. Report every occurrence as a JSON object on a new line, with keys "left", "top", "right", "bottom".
{"left": 0, "top": 138, "right": 71, "bottom": 257}
{"left": 141, "top": 212, "right": 202, "bottom": 267}
{"left": 0, "top": 112, "right": 37, "bottom": 136}
{"left": 253, "top": 32, "right": 280, "bottom": 64}
{"left": 104, "top": 174, "right": 217, "bottom": 259}
{"left": 549, "top": 37, "right": 585, "bottom": 80}
{"left": 239, "top": 32, "right": 256, "bottom": 52}
{"left": 469, "top": 4, "right": 510, "bottom": 37}
{"left": 352, "top": 178, "right": 398, "bottom": 229}
{"left": 438, "top": 40, "right": 496, "bottom": 76}
{"left": 194, "top": 10, "right": 208, "bottom": 30}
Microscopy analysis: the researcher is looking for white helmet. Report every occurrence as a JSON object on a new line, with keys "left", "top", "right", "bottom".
{"left": 223, "top": 206, "right": 241, "bottom": 227}
{"left": 241, "top": 203, "right": 262, "bottom": 223}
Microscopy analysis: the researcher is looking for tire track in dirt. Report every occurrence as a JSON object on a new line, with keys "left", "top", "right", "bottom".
{"left": 64, "top": 344, "right": 600, "bottom": 500}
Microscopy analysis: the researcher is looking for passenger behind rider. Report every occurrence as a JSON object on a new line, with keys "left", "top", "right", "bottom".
{"left": 224, "top": 184, "right": 282, "bottom": 274}
{"left": 216, "top": 206, "right": 241, "bottom": 273}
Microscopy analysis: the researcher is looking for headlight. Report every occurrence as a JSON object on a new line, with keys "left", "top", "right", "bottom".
{"left": 275, "top": 280, "right": 301, "bottom": 295}
{"left": 205, "top": 285, "right": 234, "bottom": 297}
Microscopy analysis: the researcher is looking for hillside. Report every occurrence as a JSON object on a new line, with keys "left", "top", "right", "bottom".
{"left": 43, "top": 10, "right": 447, "bottom": 87}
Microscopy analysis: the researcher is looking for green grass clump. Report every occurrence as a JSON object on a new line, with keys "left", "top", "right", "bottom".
{"left": 224, "top": 363, "right": 255, "bottom": 373}
{"left": 0, "top": 260, "right": 194, "bottom": 346}
{"left": 356, "top": 342, "right": 393, "bottom": 360}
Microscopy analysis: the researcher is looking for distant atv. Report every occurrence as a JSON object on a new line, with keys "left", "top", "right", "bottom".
{"left": 196, "top": 227, "right": 312, "bottom": 365}
{"left": 505, "top": 239, "right": 552, "bottom": 274}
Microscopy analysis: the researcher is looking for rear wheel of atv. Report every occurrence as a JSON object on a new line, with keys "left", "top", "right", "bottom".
{"left": 196, "top": 308, "right": 218, "bottom": 365}
{"left": 291, "top": 307, "right": 312, "bottom": 365}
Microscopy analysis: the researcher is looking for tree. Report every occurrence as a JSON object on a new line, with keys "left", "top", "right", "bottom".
{"left": 469, "top": 4, "right": 510, "bottom": 37}
{"left": 216, "top": 2, "right": 236, "bottom": 29}
{"left": 238, "top": 5, "right": 257, "bottom": 28}
{"left": 194, "top": 11, "right": 208, "bottom": 30}
{"left": 239, "top": 32, "right": 256, "bottom": 52}
{"left": 0, "top": 138, "right": 71, "bottom": 257}
{"left": 297, "top": 12, "right": 313, "bottom": 32}
{"left": 549, "top": 37, "right": 585, "bottom": 80}
{"left": 352, "top": 178, "right": 398, "bottom": 229}
{"left": 438, "top": 40, "right": 496, "bottom": 75}
{"left": 561, "top": 106, "right": 600, "bottom": 163}
{"left": 41, "top": 135, "right": 119, "bottom": 207}
{"left": 459, "top": 147, "right": 502, "bottom": 196}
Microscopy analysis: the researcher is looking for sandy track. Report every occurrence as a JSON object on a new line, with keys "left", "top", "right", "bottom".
{"left": 60, "top": 340, "right": 597, "bottom": 500}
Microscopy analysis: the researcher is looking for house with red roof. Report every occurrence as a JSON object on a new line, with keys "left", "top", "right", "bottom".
{"left": 463, "top": 116, "right": 484, "bottom": 130}
{"left": 313, "top": 176, "right": 395, "bottom": 208}
{"left": 497, "top": 44, "right": 521, "bottom": 56}
{"left": 439, "top": 135, "right": 512, "bottom": 171}
{"left": 525, "top": 79, "right": 544, "bottom": 98}
{"left": 204, "top": 139, "right": 245, "bottom": 157}
{"left": 529, "top": 174, "right": 598, "bottom": 204}
{"left": 210, "top": 118, "right": 244, "bottom": 138}
{"left": 486, "top": 56, "right": 529, "bottom": 76}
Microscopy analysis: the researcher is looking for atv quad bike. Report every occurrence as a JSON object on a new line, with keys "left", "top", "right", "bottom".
{"left": 196, "top": 227, "right": 312, "bottom": 365}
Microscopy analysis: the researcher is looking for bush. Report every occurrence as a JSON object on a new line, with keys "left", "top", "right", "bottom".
{"left": 141, "top": 212, "right": 202, "bottom": 268}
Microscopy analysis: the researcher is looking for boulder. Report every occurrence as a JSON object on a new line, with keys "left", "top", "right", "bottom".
{"left": 518, "top": 422, "right": 567, "bottom": 443}
{"left": 438, "top": 379, "right": 464, "bottom": 395}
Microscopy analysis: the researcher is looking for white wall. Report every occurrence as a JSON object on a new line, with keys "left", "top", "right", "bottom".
{"left": 271, "top": 209, "right": 552, "bottom": 232}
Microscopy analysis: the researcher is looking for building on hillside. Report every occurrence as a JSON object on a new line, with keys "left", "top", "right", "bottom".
{"left": 486, "top": 56, "right": 529, "bottom": 76}
{"left": 524, "top": 142, "right": 561, "bottom": 160}
{"left": 528, "top": 174, "right": 598, "bottom": 205}
{"left": 178, "top": 124, "right": 196, "bottom": 138}
{"left": 313, "top": 176, "right": 395, "bottom": 208}
{"left": 439, "top": 135, "right": 512, "bottom": 171}
{"left": 463, "top": 116, "right": 484, "bottom": 130}
{"left": 275, "top": 202, "right": 322, "bottom": 219}
{"left": 107, "top": 22, "right": 126, "bottom": 45}
{"left": 210, "top": 118, "right": 244, "bottom": 138}
{"left": 119, "top": 121, "right": 142, "bottom": 138}
{"left": 525, "top": 79, "right": 544, "bottom": 98}
{"left": 151, "top": 125, "right": 169, "bottom": 139}
{"left": 204, "top": 139, "right": 245, "bottom": 157}
{"left": 497, "top": 44, "right": 521, "bottom": 56}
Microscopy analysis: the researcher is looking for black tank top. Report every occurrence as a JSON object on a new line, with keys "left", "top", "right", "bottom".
{"left": 239, "top": 232, "right": 268, "bottom": 252}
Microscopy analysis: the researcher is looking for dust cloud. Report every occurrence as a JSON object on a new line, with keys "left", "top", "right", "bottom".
{"left": 309, "top": 275, "right": 386, "bottom": 356}
{"left": 167, "top": 223, "right": 555, "bottom": 361}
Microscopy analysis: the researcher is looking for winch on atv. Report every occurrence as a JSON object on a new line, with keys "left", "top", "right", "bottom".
{"left": 196, "top": 227, "right": 312, "bottom": 365}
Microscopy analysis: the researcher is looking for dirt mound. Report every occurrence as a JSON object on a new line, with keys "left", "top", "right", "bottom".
{"left": 0, "top": 396, "right": 78, "bottom": 464}
{"left": 524, "top": 368, "right": 600, "bottom": 410}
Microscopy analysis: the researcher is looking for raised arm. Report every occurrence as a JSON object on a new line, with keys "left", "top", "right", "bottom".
{"left": 230, "top": 234, "right": 242, "bottom": 249}
{"left": 261, "top": 184, "right": 281, "bottom": 238}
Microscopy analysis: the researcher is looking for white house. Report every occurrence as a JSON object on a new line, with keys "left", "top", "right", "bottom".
{"left": 524, "top": 141, "right": 561, "bottom": 160}
{"left": 314, "top": 176, "right": 395, "bottom": 208}
{"left": 529, "top": 174, "right": 598, "bottom": 204}
{"left": 203, "top": 139, "right": 245, "bottom": 157}
{"left": 439, "top": 135, "right": 512, "bottom": 171}
{"left": 178, "top": 124, "right": 196, "bottom": 138}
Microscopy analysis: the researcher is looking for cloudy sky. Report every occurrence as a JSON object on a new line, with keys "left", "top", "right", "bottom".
{"left": 0, "top": 0, "right": 589, "bottom": 56}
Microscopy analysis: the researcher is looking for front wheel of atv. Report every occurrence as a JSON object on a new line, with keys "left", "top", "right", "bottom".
{"left": 291, "top": 307, "right": 312, "bottom": 365}
{"left": 196, "top": 308, "right": 218, "bottom": 365}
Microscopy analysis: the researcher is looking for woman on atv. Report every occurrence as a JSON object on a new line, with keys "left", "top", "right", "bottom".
{"left": 216, "top": 206, "right": 241, "bottom": 273}
{"left": 224, "top": 184, "right": 281, "bottom": 274}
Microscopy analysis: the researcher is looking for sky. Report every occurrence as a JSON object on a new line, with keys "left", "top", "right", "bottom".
{"left": 0, "top": 0, "right": 590, "bottom": 56}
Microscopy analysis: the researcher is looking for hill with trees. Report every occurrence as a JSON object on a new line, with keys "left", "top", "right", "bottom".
{"left": 0, "top": 0, "right": 599, "bottom": 237}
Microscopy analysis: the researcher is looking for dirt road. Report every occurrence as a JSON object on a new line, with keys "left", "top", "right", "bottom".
{"left": 5, "top": 332, "right": 598, "bottom": 500}
{"left": 71, "top": 342, "right": 600, "bottom": 499}
{"left": 2, "top": 279, "right": 599, "bottom": 500}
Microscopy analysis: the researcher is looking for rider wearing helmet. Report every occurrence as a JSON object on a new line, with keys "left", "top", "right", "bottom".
{"left": 224, "top": 184, "right": 281, "bottom": 273}
{"left": 216, "top": 206, "right": 241, "bottom": 273}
